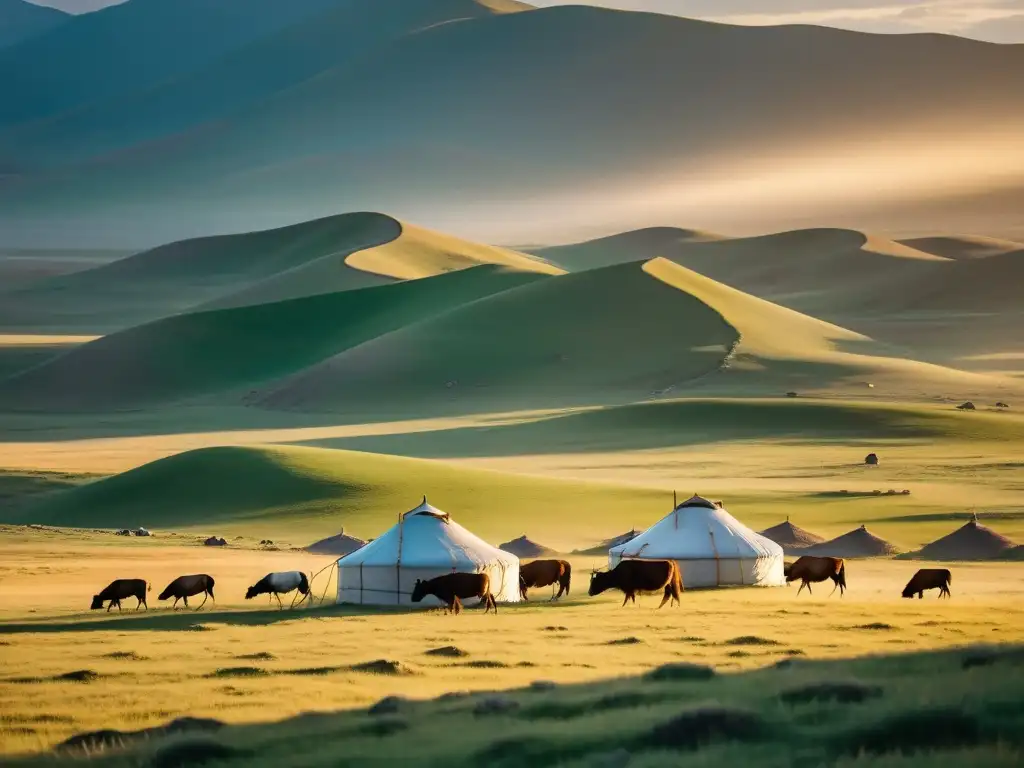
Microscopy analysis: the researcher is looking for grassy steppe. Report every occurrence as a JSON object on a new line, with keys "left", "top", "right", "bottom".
{"left": 0, "top": 534, "right": 1022, "bottom": 762}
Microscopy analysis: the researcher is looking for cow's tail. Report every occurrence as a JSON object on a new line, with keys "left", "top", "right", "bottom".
{"left": 836, "top": 562, "right": 847, "bottom": 591}
{"left": 563, "top": 562, "right": 571, "bottom": 595}
{"left": 147, "top": 581, "right": 152, "bottom": 593}
{"left": 946, "top": 570, "right": 952, "bottom": 585}
{"left": 208, "top": 575, "right": 216, "bottom": 600}
{"left": 300, "top": 572, "right": 311, "bottom": 595}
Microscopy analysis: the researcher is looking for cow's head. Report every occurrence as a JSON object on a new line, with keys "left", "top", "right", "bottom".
{"left": 588, "top": 569, "right": 611, "bottom": 597}
{"left": 900, "top": 586, "right": 915, "bottom": 599}
{"left": 244, "top": 584, "right": 259, "bottom": 600}
{"left": 89, "top": 595, "right": 104, "bottom": 610}
{"left": 410, "top": 579, "right": 427, "bottom": 603}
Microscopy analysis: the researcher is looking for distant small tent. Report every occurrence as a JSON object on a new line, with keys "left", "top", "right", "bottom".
{"left": 335, "top": 498, "right": 520, "bottom": 606}
{"left": 306, "top": 528, "right": 366, "bottom": 557}
{"left": 758, "top": 517, "right": 825, "bottom": 554}
{"left": 204, "top": 536, "right": 227, "bottom": 547}
{"left": 609, "top": 494, "right": 785, "bottom": 588}
{"left": 499, "top": 535, "right": 556, "bottom": 558}
{"left": 913, "top": 515, "right": 1016, "bottom": 561}
{"left": 574, "top": 528, "right": 640, "bottom": 556}
{"left": 956, "top": 401, "right": 976, "bottom": 411}
{"left": 864, "top": 453, "right": 879, "bottom": 466}
{"left": 804, "top": 525, "right": 901, "bottom": 557}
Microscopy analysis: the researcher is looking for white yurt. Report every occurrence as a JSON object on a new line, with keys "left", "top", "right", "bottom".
{"left": 336, "top": 498, "right": 520, "bottom": 606}
{"left": 608, "top": 494, "right": 785, "bottom": 588}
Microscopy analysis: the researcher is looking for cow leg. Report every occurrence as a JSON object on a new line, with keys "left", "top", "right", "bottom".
{"left": 183, "top": 595, "right": 189, "bottom": 608}
{"left": 136, "top": 596, "right": 143, "bottom": 611}
{"left": 657, "top": 588, "right": 671, "bottom": 609}
{"left": 828, "top": 579, "right": 839, "bottom": 597}
{"left": 796, "top": 581, "right": 805, "bottom": 596}
{"left": 172, "top": 596, "right": 179, "bottom": 610}
{"left": 491, "top": 594, "right": 498, "bottom": 614}
{"left": 106, "top": 601, "right": 113, "bottom": 613}
{"left": 275, "top": 593, "right": 284, "bottom": 610}
{"left": 918, "top": 592, "right": 923, "bottom": 599}
{"left": 621, "top": 592, "right": 630, "bottom": 607}
{"left": 115, "top": 599, "right": 122, "bottom": 611}
{"left": 196, "top": 592, "right": 208, "bottom": 610}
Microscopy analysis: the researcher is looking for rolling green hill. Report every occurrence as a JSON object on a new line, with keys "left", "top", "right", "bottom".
{"left": 12, "top": 444, "right": 667, "bottom": 544}
{"left": 259, "top": 258, "right": 739, "bottom": 414}
{"left": 0, "top": 265, "right": 546, "bottom": 410}
{"left": 0, "top": 212, "right": 401, "bottom": 332}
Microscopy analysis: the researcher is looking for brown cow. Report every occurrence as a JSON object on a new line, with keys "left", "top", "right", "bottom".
{"left": 519, "top": 560, "right": 571, "bottom": 601}
{"left": 588, "top": 559, "right": 682, "bottom": 608}
{"left": 411, "top": 573, "right": 497, "bottom": 614}
{"left": 158, "top": 574, "right": 215, "bottom": 610}
{"left": 90, "top": 579, "right": 150, "bottom": 612}
{"left": 902, "top": 569, "right": 951, "bottom": 599}
{"left": 784, "top": 556, "right": 846, "bottom": 596}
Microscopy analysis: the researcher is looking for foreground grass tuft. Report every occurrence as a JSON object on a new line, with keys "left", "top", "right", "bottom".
{"left": 779, "top": 681, "right": 883, "bottom": 705}
{"left": 645, "top": 706, "right": 767, "bottom": 750}
{"left": 837, "top": 708, "right": 981, "bottom": 755}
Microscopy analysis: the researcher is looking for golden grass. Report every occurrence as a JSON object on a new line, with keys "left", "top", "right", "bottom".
{"left": 1, "top": 534, "right": 1022, "bottom": 756}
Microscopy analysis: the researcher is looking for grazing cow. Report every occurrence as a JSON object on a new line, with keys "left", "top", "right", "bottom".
{"left": 411, "top": 573, "right": 497, "bottom": 614}
{"left": 519, "top": 560, "right": 571, "bottom": 601}
{"left": 158, "top": 574, "right": 216, "bottom": 610}
{"left": 902, "top": 569, "right": 951, "bottom": 599}
{"left": 784, "top": 556, "right": 846, "bottom": 597}
{"left": 588, "top": 559, "right": 682, "bottom": 608}
{"left": 245, "top": 571, "right": 310, "bottom": 609}
{"left": 91, "top": 579, "right": 149, "bottom": 612}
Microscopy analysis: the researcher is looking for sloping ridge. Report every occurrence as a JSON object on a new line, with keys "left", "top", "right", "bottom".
{"left": 539, "top": 227, "right": 951, "bottom": 315}
{"left": 644, "top": 258, "right": 1014, "bottom": 396}
{"left": 533, "top": 227, "right": 724, "bottom": 272}
{"left": 0, "top": 263, "right": 546, "bottom": 411}
{"left": 258, "top": 258, "right": 741, "bottom": 414}
{"left": 11, "top": 444, "right": 667, "bottom": 540}
{"left": 0, "top": 212, "right": 403, "bottom": 332}
{"left": 899, "top": 235, "right": 1024, "bottom": 261}
{"left": 911, "top": 517, "right": 1016, "bottom": 561}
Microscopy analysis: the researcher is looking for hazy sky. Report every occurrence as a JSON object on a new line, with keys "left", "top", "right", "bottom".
{"left": 27, "top": 0, "right": 1024, "bottom": 43}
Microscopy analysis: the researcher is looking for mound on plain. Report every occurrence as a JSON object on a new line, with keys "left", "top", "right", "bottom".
{"left": 0, "top": 265, "right": 544, "bottom": 410}
{"left": 258, "top": 259, "right": 740, "bottom": 414}
{"left": 574, "top": 529, "right": 640, "bottom": 556}
{"left": 9, "top": 445, "right": 667, "bottom": 542}
{"left": 0, "top": 213, "right": 402, "bottom": 332}
{"left": 759, "top": 519, "right": 825, "bottom": 554}
{"left": 498, "top": 535, "right": 557, "bottom": 558}
{"left": 910, "top": 516, "right": 1017, "bottom": 561}
{"left": 306, "top": 529, "right": 367, "bottom": 557}
{"left": 804, "top": 525, "right": 901, "bottom": 558}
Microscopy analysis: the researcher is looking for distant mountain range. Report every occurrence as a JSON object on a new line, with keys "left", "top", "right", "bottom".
{"left": 1, "top": 0, "right": 1022, "bottom": 246}
{"left": 0, "top": 0, "right": 67, "bottom": 49}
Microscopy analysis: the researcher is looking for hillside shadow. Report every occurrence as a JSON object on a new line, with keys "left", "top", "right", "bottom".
{"left": 0, "top": 603, "right": 411, "bottom": 635}
{"left": 0, "top": 599, "right": 544, "bottom": 635}
{"left": 297, "top": 399, "right": 954, "bottom": 459}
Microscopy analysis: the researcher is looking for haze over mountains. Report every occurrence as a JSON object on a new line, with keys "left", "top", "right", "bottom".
{"left": 2, "top": 0, "right": 1023, "bottom": 246}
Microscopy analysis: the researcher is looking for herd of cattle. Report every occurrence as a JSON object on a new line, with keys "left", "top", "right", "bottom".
{"left": 89, "top": 556, "right": 953, "bottom": 613}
